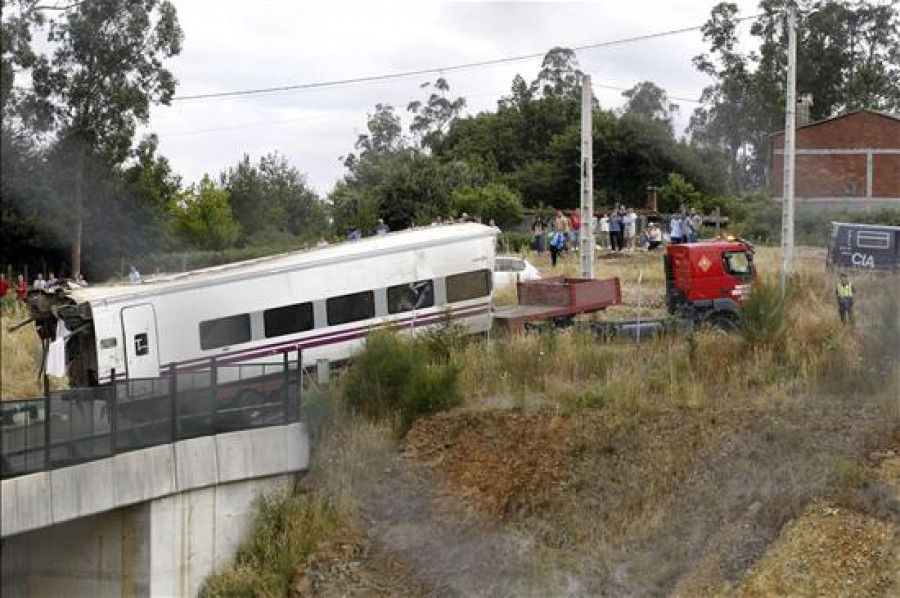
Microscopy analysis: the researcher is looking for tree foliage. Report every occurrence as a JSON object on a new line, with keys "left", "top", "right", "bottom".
{"left": 621, "top": 81, "right": 679, "bottom": 133}
{"left": 14, "top": 0, "right": 183, "bottom": 274}
{"left": 222, "top": 153, "right": 327, "bottom": 244}
{"left": 690, "top": 0, "right": 900, "bottom": 191}
{"left": 169, "top": 175, "right": 240, "bottom": 251}
{"left": 450, "top": 183, "right": 524, "bottom": 228}
{"left": 407, "top": 77, "right": 466, "bottom": 152}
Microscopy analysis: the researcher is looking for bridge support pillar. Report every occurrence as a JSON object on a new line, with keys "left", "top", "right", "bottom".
{"left": 1, "top": 474, "right": 296, "bottom": 597}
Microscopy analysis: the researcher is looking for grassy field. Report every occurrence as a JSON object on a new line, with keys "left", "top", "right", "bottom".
{"left": 204, "top": 244, "right": 899, "bottom": 596}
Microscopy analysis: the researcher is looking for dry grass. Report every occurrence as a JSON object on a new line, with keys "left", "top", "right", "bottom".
{"left": 201, "top": 393, "right": 398, "bottom": 597}
{"left": 2, "top": 303, "right": 45, "bottom": 399}
{"left": 200, "top": 490, "right": 340, "bottom": 597}
{"left": 738, "top": 502, "right": 897, "bottom": 596}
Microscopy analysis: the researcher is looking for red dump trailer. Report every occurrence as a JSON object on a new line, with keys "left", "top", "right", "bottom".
{"left": 492, "top": 277, "right": 622, "bottom": 333}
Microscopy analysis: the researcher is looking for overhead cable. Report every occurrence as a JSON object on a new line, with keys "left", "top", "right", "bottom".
{"left": 172, "top": 14, "right": 761, "bottom": 102}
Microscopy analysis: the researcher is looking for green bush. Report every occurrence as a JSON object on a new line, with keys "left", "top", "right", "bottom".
{"left": 737, "top": 279, "right": 788, "bottom": 348}
{"left": 497, "top": 232, "right": 533, "bottom": 253}
{"left": 451, "top": 182, "right": 524, "bottom": 229}
{"left": 341, "top": 329, "right": 461, "bottom": 433}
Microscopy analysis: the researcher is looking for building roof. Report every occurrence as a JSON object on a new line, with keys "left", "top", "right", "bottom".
{"left": 770, "top": 108, "right": 900, "bottom": 137}
{"left": 67, "top": 223, "right": 496, "bottom": 304}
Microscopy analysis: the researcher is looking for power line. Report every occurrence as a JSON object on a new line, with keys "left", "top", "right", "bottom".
{"left": 589, "top": 81, "right": 702, "bottom": 104}
{"left": 172, "top": 14, "right": 761, "bottom": 102}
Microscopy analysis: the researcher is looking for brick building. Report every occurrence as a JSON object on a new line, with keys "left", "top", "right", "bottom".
{"left": 771, "top": 109, "right": 900, "bottom": 206}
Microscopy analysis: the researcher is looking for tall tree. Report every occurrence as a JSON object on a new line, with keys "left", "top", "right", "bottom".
{"left": 691, "top": 0, "right": 900, "bottom": 191}
{"left": 407, "top": 77, "right": 466, "bottom": 152}
{"left": 621, "top": 81, "right": 679, "bottom": 132}
{"left": 26, "top": 0, "right": 183, "bottom": 275}
{"left": 529, "top": 47, "right": 584, "bottom": 101}
{"left": 222, "top": 153, "right": 326, "bottom": 243}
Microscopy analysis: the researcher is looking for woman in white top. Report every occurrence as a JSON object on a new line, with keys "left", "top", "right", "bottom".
{"left": 623, "top": 209, "right": 637, "bottom": 252}
{"left": 599, "top": 214, "right": 610, "bottom": 249}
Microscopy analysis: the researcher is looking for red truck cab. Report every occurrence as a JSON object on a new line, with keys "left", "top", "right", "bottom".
{"left": 664, "top": 239, "right": 757, "bottom": 328}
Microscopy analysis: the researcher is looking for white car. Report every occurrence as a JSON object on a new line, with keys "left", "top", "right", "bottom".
{"left": 493, "top": 256, "right": 542, "bottom": 290}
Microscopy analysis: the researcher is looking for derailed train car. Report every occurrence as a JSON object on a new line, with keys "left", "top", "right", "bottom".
{"left": 32, "top": 223, "right": 497, "bottom": 388}
{"left": 827, "top": 221, "right": 900, "bottom": 272}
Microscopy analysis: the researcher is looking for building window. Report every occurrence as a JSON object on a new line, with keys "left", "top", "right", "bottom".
{"left": 327, "top": 291, "right": 375, "bottom": 325}
{"left": 264, "top": 302, "right": 314, "bottom": 338}
{"left": 845, "top": 181, "right": 857, "bottom": 196}
{"left": 446, "top": 270, "right": 491, "bottom": 303}
{"left": 199, "top": 314, "right": 251, "bottom": 350}
{"left": 388, "top": 280, "right": 435, "bottom": 314}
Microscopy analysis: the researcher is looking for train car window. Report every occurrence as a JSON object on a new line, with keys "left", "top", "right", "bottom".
{"left": 446, "top": 269, "right": 491, "bottom": 302}
{"left": 264, "top": 302, "right": 314, "bottom": 338}
{"left": 856, "top": 231, "right": 891, "bottom": 250}
{"left": 387, "top": 280, "right": 435, "bottom": 314}
{"left": 327, "top": 291, "right": 375, "bottom": 325}
{"left": 199, "top": 314, "right": 251, "bottom": 350}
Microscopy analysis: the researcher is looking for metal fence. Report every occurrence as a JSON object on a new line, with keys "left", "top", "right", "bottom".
{"left": 1, "top": 353, "right": 302, "bottom": 480}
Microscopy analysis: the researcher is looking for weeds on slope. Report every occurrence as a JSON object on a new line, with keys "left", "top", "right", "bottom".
{"left": 200, "top": 490, "right": 339, "bottom": 597}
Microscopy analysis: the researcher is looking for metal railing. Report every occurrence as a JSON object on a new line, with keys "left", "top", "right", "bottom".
{"left": 1, "top": 352, "right": 302, "bottom": 480}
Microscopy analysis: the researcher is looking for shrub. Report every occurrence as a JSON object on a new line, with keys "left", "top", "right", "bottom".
{"left": 341, "top": 328, "right": 461, "bottom": 433}
{"left": 737, "top": 279, "right": 787, "bottom": 349}
{"left": 451, "top": 182, "right": 524, "bottom": 229}
{"left": 497, "top": 232, "right": 533, "bottom": 253}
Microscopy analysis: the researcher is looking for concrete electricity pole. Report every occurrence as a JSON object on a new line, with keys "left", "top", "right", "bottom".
{"left": 780, "top": 6, "right": 798, "bottom": 293}
{"left": 579, "top": 75, "right": 595, "bottom": 279}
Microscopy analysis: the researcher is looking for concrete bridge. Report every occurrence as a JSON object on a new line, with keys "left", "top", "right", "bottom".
{"left": 1, "top": 360, "right": 311, "bottom": 597}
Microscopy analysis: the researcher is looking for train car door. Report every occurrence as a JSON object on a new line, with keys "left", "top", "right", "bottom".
{"left": 121, "top": 304, "right": 160, "bottom": 379}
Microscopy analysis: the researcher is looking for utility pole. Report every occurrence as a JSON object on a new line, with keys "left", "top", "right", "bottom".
{"left": 579, "top": 75, "right": 594, "bottom": 279}
{"left": 780, "top": 6, "right": 797, "bottom": 293}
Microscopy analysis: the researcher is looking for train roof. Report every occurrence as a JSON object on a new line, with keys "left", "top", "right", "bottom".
{"left": 68, "top": 223, "right": 497, "bottom": 305}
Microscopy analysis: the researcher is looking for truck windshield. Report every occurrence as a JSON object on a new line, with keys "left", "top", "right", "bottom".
{"left": 723, "top": 251, "right": 752, "bottom": 278}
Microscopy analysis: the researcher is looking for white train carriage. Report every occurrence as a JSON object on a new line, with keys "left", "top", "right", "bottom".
{"left": 57, "top": 223, "right": 497, "bottom": 386}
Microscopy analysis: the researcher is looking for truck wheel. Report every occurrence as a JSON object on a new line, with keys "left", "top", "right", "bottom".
{"left": 706, "top": 313, "right": 737, "bottom": 333}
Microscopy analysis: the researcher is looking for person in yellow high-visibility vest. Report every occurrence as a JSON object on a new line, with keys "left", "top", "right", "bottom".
{"left": 836, "top": 273, "right": 855, "bottom": 325}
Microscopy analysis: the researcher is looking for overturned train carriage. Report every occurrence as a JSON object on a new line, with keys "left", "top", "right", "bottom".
{"left": 30, "top": 224, "right": 497, "bottom": 387}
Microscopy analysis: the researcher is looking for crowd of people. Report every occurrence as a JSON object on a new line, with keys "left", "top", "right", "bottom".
{"left": 530, "top": 205, "right": 707, "bottom": 266}
{"left": 0, "top": 270, "right": 89, "bottom": 304}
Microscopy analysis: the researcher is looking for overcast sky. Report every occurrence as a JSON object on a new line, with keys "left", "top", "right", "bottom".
{"left": 145, "top": 0, "right": 762, "bottom": 195}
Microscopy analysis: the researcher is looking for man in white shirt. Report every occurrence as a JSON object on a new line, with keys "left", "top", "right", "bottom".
{"left": 129, "top": 266, "right": 141, "bottom": 285}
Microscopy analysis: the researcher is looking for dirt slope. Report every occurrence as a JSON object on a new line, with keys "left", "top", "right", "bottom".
{"left": 292, "top": 403, "right": 898, "bottom": 596}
